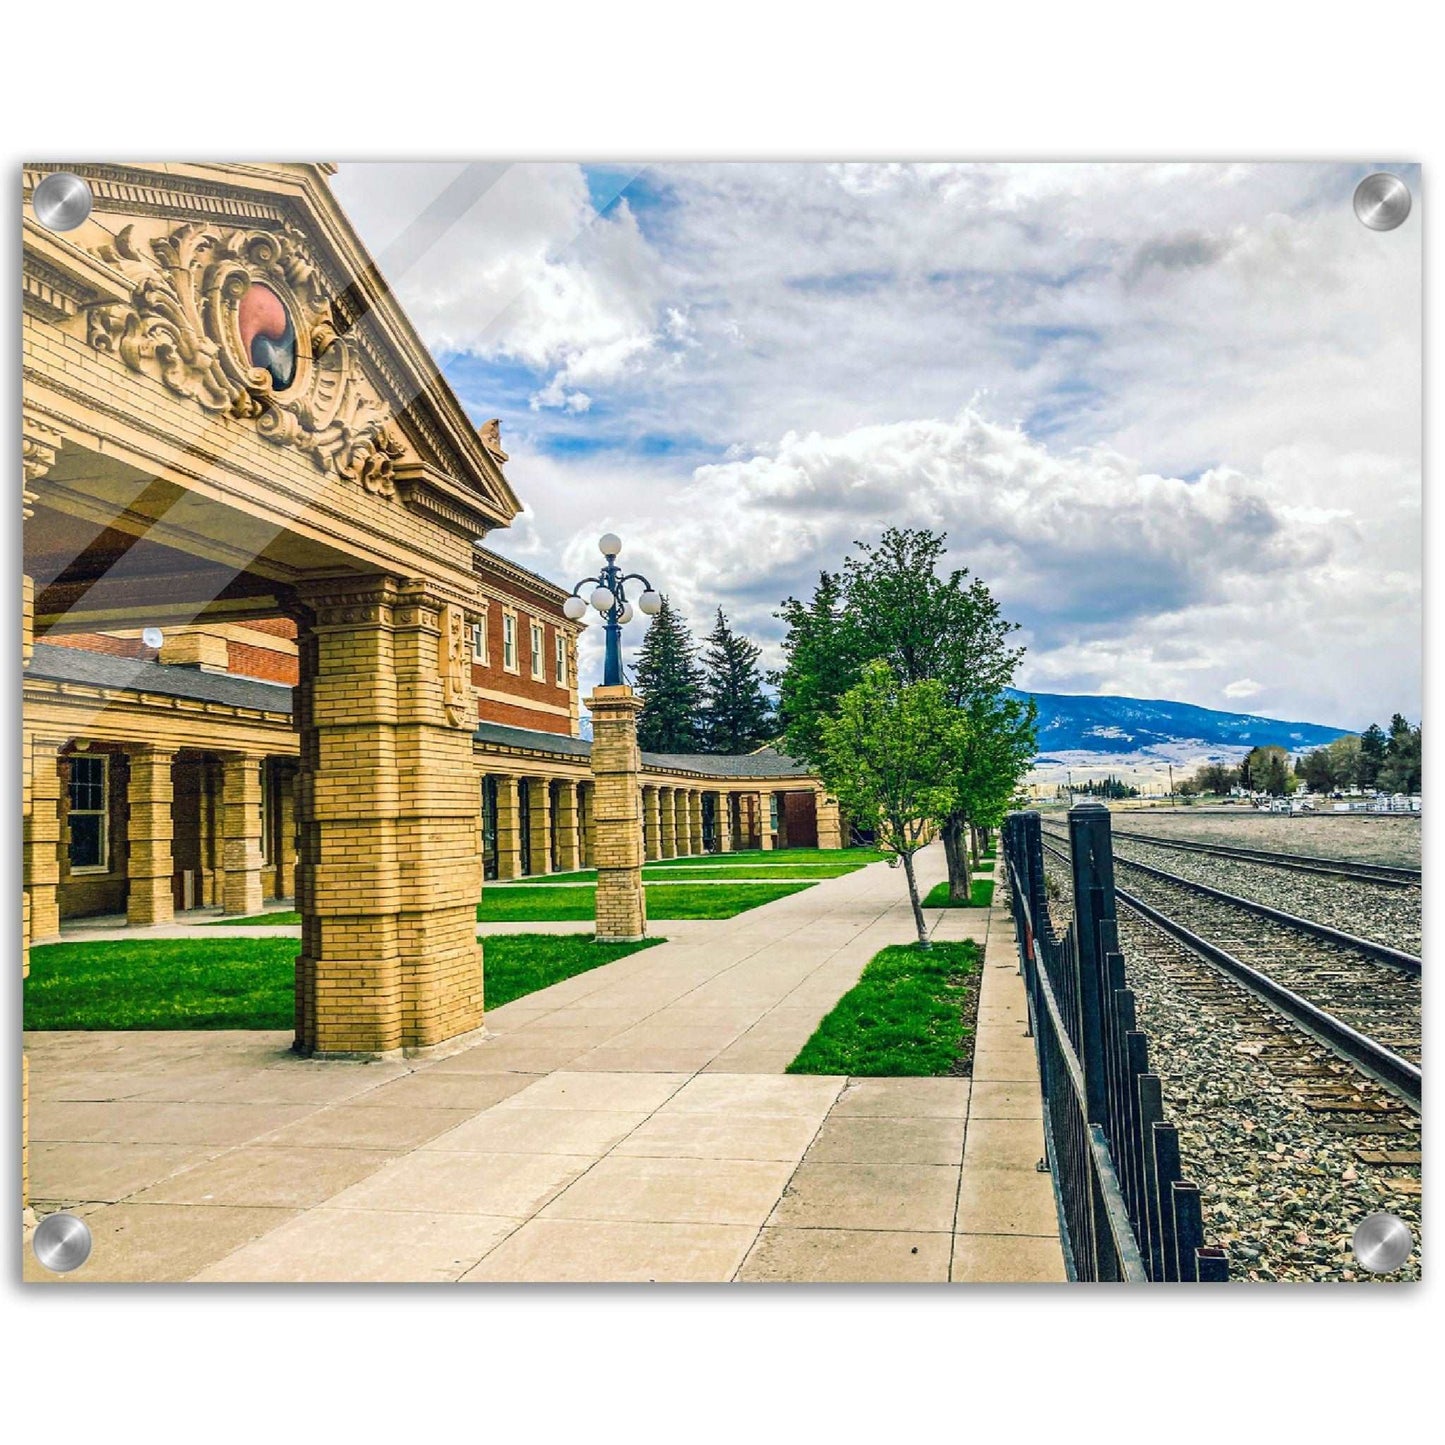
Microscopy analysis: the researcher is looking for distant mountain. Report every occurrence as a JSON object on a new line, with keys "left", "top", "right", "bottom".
{"left": 1008, "top": 689, "right": 1351, "bottom": 760}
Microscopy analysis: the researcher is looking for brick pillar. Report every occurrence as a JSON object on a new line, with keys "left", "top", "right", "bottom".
{"left": 659, "top": 787, "right": 676, "bottom": 858}
{"left": 815, "top": 787, "right": 843, "bottom": 849}
{"left": 586, "top": 685, "right": 647, "bottom": 941}
{"left": 690, "top": 791, "right": 705, "bottom": 854}
{"left": 494, "top": 776, "right": 523, "bottom": 879}
{"left": 220, "top": 753, "right": 265, "bottom": 916}
{"left": 291, "top": 579, "right": 485, "bottom": 1057}
{"left": 716, "top": 792, "right": 733, "bottom": 853}
{"left": 581, "top": 783, "right": 596, "bottom": 866}
{"left": 643, "top": 785, "right": 661, "bottom": 861}
{"left": 125, "top": 746, "right": 176, "bottom": 926}
{"left": 526, "top": 778, "right": 553, "bottom": 875}
{"left": 24, "top": 738, "right": 65, "bottom": 943}
{"left": 555, "top": 780, "right": 582, "bottom": 872}
{"left": 674, "top": 789, "right": 690, "bottom": 856}
{"left": 275, "top": 766, "right": 298, "bottom": 898}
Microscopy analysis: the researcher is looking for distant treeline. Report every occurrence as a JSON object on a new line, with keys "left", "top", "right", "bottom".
{"left": 1178, "top": 714, "right": 1422, "bottom": 798}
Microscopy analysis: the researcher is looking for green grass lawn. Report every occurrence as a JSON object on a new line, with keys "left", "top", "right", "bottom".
{"left": 508, "top": 861, "right": 864, "bottom": 884}
{"left": 922, "top": 878, "right": 996, "bottom": 908}
{"left": 477, "top": 880, "right": 817, "bottom": 922}
{"left": 786, "top": 940, "right": 981, "bottom": 1076}
{"left": 215, "top": 879, "right": 820, "bottom": 926}
{"left": 24, "top": 933, "right": 660, "bottom": 1031}
{"left": 644, "top": 847, "right": 887, "bottom": 870}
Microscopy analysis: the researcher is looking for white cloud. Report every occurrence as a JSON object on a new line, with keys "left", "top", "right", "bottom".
{"left": 1223, "top": 679, "right": 1263, "bottom": 700}
{"left": 328, "top": 162, "right": 1420, "bottom": 729}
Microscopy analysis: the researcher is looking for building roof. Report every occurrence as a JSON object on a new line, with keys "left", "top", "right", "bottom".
{"left": 28, "top": 643, "right": 293, "bottom": 713}
{"left": 28, "top": 644, "right": 817, "bottom": 783}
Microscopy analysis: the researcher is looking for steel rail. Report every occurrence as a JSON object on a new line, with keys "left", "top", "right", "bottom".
{"left": 1103, "top": 829, "right": 1421, "bottom": 887}
{"left": 1039, "top": 840, "right": 1422, "bottom": 1108}
{"left": 1038, "top": 826, "right": 1421, "bottom": 974}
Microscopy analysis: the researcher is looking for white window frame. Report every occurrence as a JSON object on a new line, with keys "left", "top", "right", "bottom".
{"left": 67, "top": 753, "right": 110, "bottom": 874}
{"left": 555, "top": 631, "right": 567, "bottom": 688}
{"left": 530, "top": 621, "right": 545, "bottom": 681}
{"left": 502, "top": 608, "right": 518, "bottom": 673}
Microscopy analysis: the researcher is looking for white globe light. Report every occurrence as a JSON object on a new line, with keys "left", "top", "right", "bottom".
{"left": 590, "top": 586, "right": 616, "bottom": 614}
{"left": 598, "top": 532, "right": 622, "bottom": 558}
{"left": 562, "top": 594, "right": 587, "bottom": 621}
{"left": 141, "top": 627, "right": 164, "bottom": 650}
{"left": 638, "top": 590, "right": 662, "bottom": 616}
{"left": 617, "top": 601, "right": 634, "bottom": 625}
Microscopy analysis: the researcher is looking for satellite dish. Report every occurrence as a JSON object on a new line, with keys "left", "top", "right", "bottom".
{"left": 141, "top": 627, "right": 164, "bottom": 650}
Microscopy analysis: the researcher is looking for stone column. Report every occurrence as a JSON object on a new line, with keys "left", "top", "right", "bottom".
{"left": 674, "top": 789, "right": 691, "bottom": 856}
{"left": 291, "top": 579, "right": 485, "bottom": 1057}
{"left": 220, "top": 753, "right": 265, "bottom": 916}
{"left": 581, "top": 782, "right": 597, "bottom": 866}
{"left": 760, "top": 791, "right": 776, "bottom": 850}
{"left": 642, "top": 785, "right": 661, "bottom": 861}
{"left": 586, "top": 685, "right": 647, "bottom": 941}
{"left": 659, "top": 786, "right": 677, "bottom": 858}
{"left": 815, "top": 787, "right": 844, "bottom": 850}
{"left": 716, "top": 792, "right": 733, "bottom": 853}
{"left": 23, "top": 409, "right": 62, "bottom": 1217}
{"left": 526, "top": 778, "right": 553, "bottom": 875}
{"left": 25, "top": 739, "right": 65, "bottom": 944}
{"left": 494, "top": 775, "right": 523, "bottom": 879}
{"left": 125, "top": 746, "right": 176, "bottom": 926}
{"left": 275, "top": 766, "right": 298, "bottom": 898}
{"left": 690, "top": 791, "right": 705, "bottom": 854}
{"left": 555, "top": 781, "right": 582, "bottom": 872}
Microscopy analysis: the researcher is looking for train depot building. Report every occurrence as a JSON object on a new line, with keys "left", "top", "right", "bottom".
{"left": 21, "top": 161, "right": 840, "bottom": 1089}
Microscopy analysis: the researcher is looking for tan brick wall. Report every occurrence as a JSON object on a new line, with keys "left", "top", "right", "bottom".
{"left": 292, "top": 579, "right": 484, "bottom": 1057}
{"left": 125, "top": 746, "right": 176, "bottom": 926}
{"left": 585, "top": 686, "right": 646, "bottom": 941}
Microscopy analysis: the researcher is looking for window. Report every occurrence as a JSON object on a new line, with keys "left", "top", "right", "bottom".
{"left": 530, "top": 621, "right": 545, "bottom": 680}
{"left": 471, "top": 604, "right": 490, "bottom": 664}
{"left": 68, "top": 754, "right": 109, "bottom": 872}
{"left": 502, "top": 610, "right": 517, "bottom": 672}
{"left": 555, "top": 632, "right": 567, "bottom": 688}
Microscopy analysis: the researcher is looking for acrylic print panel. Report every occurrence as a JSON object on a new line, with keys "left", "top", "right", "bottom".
{"left": 20, "top": 161, "right": 1420, "bottom": 1284}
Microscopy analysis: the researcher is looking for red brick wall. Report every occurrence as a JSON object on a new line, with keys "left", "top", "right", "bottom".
{"left": 227, "top": 640, "right": 299, "bottom": 685}
{"left": 45, "top": 632, "right": 147, "bottom": 659}
{"left": 479, "top": 695, "right": 573, "bottom": 735}
{"left": 242, "top": 617, "right": 297, "bottom": 639}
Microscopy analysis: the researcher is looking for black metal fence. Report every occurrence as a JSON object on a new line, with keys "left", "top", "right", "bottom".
{"left": 1001, "top": 804, "right": 1229, "bottom": 1283}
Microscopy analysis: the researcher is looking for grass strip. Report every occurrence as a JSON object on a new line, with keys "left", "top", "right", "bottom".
{"left": 786, "top": 940, "right": 981, "bottom": 1076}
{"left": 24, "top": 933, "right": 660, "bottom": 1030}
{"left": 922, "top": 878, "right": 995, "bottom": 909}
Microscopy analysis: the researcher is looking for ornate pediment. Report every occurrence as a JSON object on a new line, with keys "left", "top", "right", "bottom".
{"left": 86, "top": 220, "right": 405, "bottom": 498}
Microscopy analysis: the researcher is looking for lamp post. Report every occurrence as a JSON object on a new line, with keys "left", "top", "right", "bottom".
{"left": 563, "top": 533, "right": 662, "bottom": 688}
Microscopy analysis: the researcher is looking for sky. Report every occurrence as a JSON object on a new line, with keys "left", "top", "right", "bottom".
{"left": 329, "top": 162, "right": 1421, "bottom": 730}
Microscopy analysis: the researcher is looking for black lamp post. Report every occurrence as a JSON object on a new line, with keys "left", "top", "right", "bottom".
{"left": 563, "top": 533, "right": 662, "bottom": 687}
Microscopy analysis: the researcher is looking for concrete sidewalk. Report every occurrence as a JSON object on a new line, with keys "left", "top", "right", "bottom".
{"left": 24, "top": 847, "right": 1063, "bottom": 1283}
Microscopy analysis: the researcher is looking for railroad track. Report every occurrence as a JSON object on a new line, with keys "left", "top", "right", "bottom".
{"left": 1105, "top": 828, "right": 1421, "bottom": 888}
{"left": 1039, "top": 834, "right": 1420, "bottom": 1105}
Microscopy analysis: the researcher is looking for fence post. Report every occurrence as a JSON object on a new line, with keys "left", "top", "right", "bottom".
{"left": 1172, "top": 1181, "right": 1205, "bottom": 1283}
{"left": 1068, "top": 802, "right": 1116, "bottom": 1124}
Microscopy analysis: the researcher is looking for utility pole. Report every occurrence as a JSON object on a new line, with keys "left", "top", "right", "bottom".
{"left": 1168, "top": 763, "right": 1175, "bottom": 805}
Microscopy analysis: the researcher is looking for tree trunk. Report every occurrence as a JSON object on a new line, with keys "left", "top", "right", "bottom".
{"left": 942, "top": 811, "right": 972, "bottom": 902}
{"left": 900, "top": 849, "right": 930, "bottom": 947}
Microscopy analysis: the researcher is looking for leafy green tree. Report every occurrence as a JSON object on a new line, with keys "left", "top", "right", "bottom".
{"left": 776, "top": 528, "right": 1029, "bottom": 894}
{"left": 774, "top": 570, "right": 860, "bottom": 766}
{"left": 1242, "top": 744, "right": 1294, "bottom": 797}
{"left": 1378, "top": 716, "right": 1421, "bottom": 794}
{"left": 817, "top": 662, "right": 967, "bottom": 948}
{"left": 634, "top": 595, "right": 704, "bottom": 753}
{"left": 946, "top": 692, "right": 1038, "bottom": 897}
{"left": 698, "top": 608, "right": 774, "bottom": 754}
{"left": 1324, "top": 734, "right": 1362, "bottom": 790}
{"left": 1359, "top": 723, "right": 1388, "bottom": 788}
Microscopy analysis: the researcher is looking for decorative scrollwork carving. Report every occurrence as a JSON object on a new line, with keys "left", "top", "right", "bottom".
{"left": 440, "top": 604, "right": 472, "bottom": 728}
{"left": 86, "top": 221, "right": 405, "bottom": 497}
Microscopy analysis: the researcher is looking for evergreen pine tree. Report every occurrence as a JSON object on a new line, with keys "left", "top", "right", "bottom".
{"left": 634, "top": 595, "right": 704, "bottom": 752}
{"left": 699, "top": 608, "right": 774, "bottom": 753}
